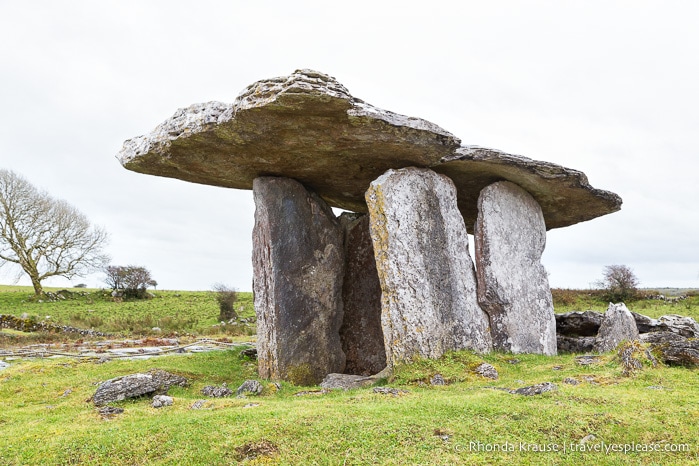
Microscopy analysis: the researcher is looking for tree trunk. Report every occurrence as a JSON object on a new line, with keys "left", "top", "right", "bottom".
{"left": 30, "top": 275, "right": 43, "bottom": 296}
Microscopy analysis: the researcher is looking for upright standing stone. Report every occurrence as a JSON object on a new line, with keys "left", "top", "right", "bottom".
{"left": 338, "top": 213, "right": 386, "bottom": 376}
{"left": 252, "top": 177, "right": 345, "bottom": 384}
{"left": 593, "top": 303, "right": 639, "bottom": 353}
{"left": 475, "top": 181, "right": 557, "bottom": 355}
{"left": 366, "top": 167, "right": 492, "bottom": 367}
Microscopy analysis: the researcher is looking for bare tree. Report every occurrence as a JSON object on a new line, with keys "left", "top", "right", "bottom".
{"left": 0, "top": 169, "right": 109, "bottom": 296}
{"left": 595, "top": 264, "right": 640, "bottom": 303}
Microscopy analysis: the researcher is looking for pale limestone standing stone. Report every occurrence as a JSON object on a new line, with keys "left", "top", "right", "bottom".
{"left": 338, "top": 213, "right": 386, "bottom": 376}
{"left": 593, "top": 303, "right": 639, "bottom": 353}
{"left": 366, "top": 167, "right": 492, "bottom": 367}
{"left": 252, "top": 177, "right": 345, "bottom": 384}
{"left": 475, "top": 181, "right": 557, "bottom": 355}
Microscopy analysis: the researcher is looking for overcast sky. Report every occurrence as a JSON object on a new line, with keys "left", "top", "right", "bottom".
{"left": 1, "top": 1, "right": 697, "bottom": 291}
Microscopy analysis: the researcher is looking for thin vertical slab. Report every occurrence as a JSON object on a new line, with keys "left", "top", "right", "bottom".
{"left": 338, "top": 213, "right": 386, "bottom": 376}
{"left": 366, "top": 167, "right": 492, "bottom": 367}
{"left": 252, "top": 177, "right": 346, "bottom": 384}
{"left": 475, "top": 181, "right": 557, "bottom": 355}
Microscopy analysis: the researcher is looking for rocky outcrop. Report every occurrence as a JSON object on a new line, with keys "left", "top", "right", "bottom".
{"left": 338, "top": 213, "right": 385, "bottom": 376}
{"left": 593, "top": 303, "right": 639, "bottom": 353}
{"left": 555, "top": 311, "right": 603, "bottom": 336}
{"left": 118, "top": 70, "right": 621, "bottom": 230}
{"left": 632, "top": 313, "right": 699, "bottom": 338}
{"left": 252, "top": 177, "right": 345, "bottom": 384}
{"left": 640, "top": 331, "right": 699, "bottom": 367}
{"left": 92, "top": 370, "right": 187, "bottom": 406}
{"left": 556, "top": 335, "right": 597, "bottom": 353}
{"left": 475, "top": 181, "right": 556, "bottom": 355}
{"left": 366, "top": 168, "right": 492, "bottom": 366}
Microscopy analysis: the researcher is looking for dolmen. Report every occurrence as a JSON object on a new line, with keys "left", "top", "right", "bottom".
{"left": 118, "top": 69, "right": 622, "bottom": 384}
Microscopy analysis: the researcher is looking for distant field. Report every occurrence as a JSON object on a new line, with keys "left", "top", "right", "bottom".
{"left": 0, "top": 285, "right": 255, "bottom": 337}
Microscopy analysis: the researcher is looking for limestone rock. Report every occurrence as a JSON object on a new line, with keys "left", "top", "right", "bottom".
{"left": 98, "top": 406, "right": 124, "bottom": 418}
{"left": 632, "top": 312, "right": 699, "bottom": 338}
{"left": 152, "top": 395, "right": 173, "bottom": 408}
{"left": 366, "top": 167, "right": 492, "bottom": 366}
{"left": 92, "top": 370, "right": 187, "bottom": 406}
{"left": 236, "top": 380, "right": 264, "bottom": 396}
{"left": 118, "top": 70, "right": 621, "bottom": 230}
{"left": 555, "top": 311, "right": 603, "bottom": 336}
{"left": 252, "top": 177, "right": 345, "bottom": 384}
{"left": 474, "top": 363, "right": 499, "bottom": 380}
{"left": 510, "top": 382, "right": 557, "bottom": 396}
{"left": 557, "top": 335, "right": 597, "bottom": 354}
{"left": 320, "top": 373, "right": 375, "bottom": 390}
{"left": 436, "top": 146, "right": 621, "bottom": 231}
{"left": 0, "top": 361, "right": 9, "bottom": 371}
{"left": 338, "top": 213, "right": 385, "bottom": 376}
{"left": 430, "top": 374, "right": 447, "bottom": 386}
{"left": 475, "top": 181, "right": 557, "bottom": 355}
{"left": 593, "top": 303, "right": 639, "bottom": 353}
{"left": 201, "top": 384, "right": 233, "bottom": 398}
{"left": 118, "top": 70, "right": 459, "bottom": 215}
{"left": 640, "top": 331, "right": 699, "bottom": 367}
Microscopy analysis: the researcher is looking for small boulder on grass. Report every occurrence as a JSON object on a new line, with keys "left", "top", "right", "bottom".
{"left": 92, "top": 369, "right": 187, "bottom": 406}
{"left": 510, "top": 382, "right": 557, "bottom": 396}
{"left": 201, "top": 383, "right": 233, "bottom": 398}
{"left": 152, "top": 395, "right": 173, "bottom": 408}
{"left": 236, "top": 380, "right": 263, "bottom": 397}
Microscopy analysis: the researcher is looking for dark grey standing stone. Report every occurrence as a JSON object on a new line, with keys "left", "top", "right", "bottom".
{"left": 475, "top": 181, "right": 557, "bottom": 355}
{"left": 593, "top": 303, "right": 639, "bottom": 353}
{"left": 252, "top": 177, "right": 346, "bottom": 384}
{"left": 366, "top": 167, "right": 492, "bottom": 367}
{"left": 338, "top": 213, "right": 386, "bottom": 376}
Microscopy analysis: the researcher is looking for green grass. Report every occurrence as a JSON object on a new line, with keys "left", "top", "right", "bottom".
{"left": 551, "top": 288, "right": 699, "bottom": 320}
{"left": 0, "top": 285, "right": 255, "bottom": 337}
{"left": 0, "top": 349, "right": 697, "bottom": 465}
{"left": 2, "top": 287, "right": 699, "bottom": 464}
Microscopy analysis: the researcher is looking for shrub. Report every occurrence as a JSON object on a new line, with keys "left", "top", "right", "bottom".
{"left": 212, "top": 283, "right": 238, "bottom": 322}
{"left": 104, "top": 265, "right": 156, "bottom": 300}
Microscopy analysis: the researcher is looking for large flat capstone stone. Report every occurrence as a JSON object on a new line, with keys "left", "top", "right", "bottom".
{"left": 117, "top": 69, "right": 621, "bottom": 230}
{"left": 366, "top": 167, "right": 492, "bottom": 366}
{"left": 475, "top": 181, "right": 557, "bottom": 355}
{"left": 252, "top": 177, "right": 345, "bottom": 384}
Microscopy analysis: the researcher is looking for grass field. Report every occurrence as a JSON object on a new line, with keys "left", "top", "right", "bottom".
{"left": 0, "top": 285, "right": 255, "bottom": 338}
{"left": 1, "top": 348, "right": 697, "bottom": 464}
{"left": 1, "top": 286, "right": 699, "bottom": 465}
